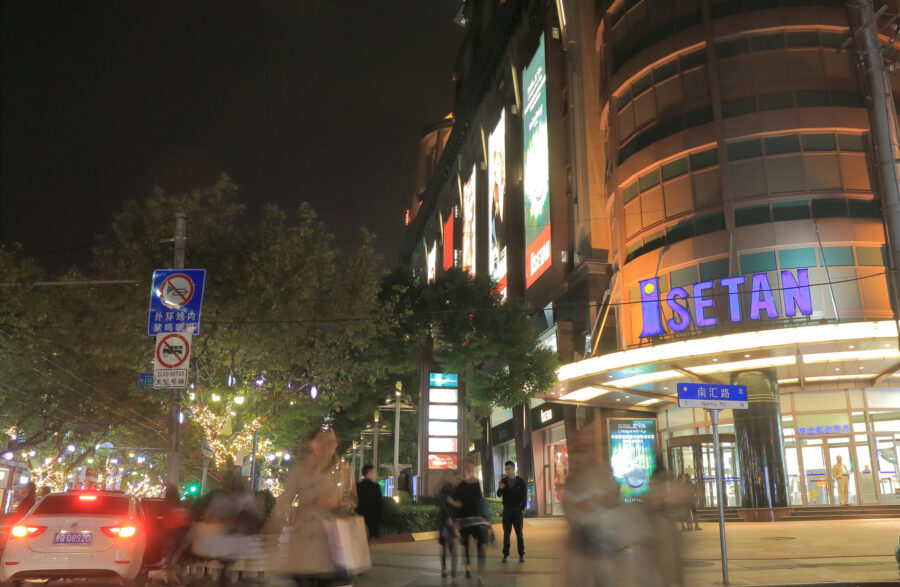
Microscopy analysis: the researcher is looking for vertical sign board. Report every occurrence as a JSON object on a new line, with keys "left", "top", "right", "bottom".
{"left": 488, "top": 112, "right": 508, "bottom": 299}
{"left": 427, "top": 373, "right": 460, "bottom": 470}
{"left": 678, "top": 382, "right": 748, "bottom": 585}
{"left": 523, "top": 35, "right": 551, "bottom": 288}
{"left": 608, "top": 419, "right": 657, "bottom": 501}
{"left": 462, "top": 166, "right": 477, "bottom": 275}
{"left": 147, "top": 269, "right": 206, "bottom": 336}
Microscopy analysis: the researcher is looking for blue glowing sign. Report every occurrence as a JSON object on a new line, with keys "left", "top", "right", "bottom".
{"left": 429, "top": 373, "right": 459, "bottom": 388}
{"left": 639, "top": 268, "right": 812, "bottom": 338}
{"left": 797, "top": 424, "right": 850, "bottom": 435}
{"left": 678, "top": 383, "right": 748, "bottom": 410}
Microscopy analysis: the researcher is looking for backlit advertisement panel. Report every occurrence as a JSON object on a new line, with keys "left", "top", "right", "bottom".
{"left": 462, "top": 166, "right": 477, "bottom": 275}
{"left": 428, "top": 454, "right": 459, "bottom": 470}
{"left": 488, "top": 112, "right": 507, "bottom": 299}
{"left": 609, "top": 419, "right": 657, "bottom": 501}
{"left": 427, "top": 241, "right": 437, "bottom": 283}
{"left": 443, "top": 213, "right": 454, "bottom": 271}
{"left": 523, "top": 35, "right": 551, "bottom": 288}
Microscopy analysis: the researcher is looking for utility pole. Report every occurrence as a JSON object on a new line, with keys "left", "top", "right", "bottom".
{"left": 851, "top": 0, "right": 900, "bottom": 312}
{"left": 373, "top": 410, "right": 379, "bottom": 477}
{"left": 393, "top": 384, "right": 401, "bottom": 496}
{"left": 166, "top": 213, "right": 185, "bottom": 488}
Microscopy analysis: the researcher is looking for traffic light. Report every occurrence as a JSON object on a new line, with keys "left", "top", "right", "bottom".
{"left": 186, "top": 482, "right": 200, "bottom": 495}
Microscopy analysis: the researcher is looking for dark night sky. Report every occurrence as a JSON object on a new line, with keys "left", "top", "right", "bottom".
{"left": 1, "top": 1, "right": 463, "bottom": 272}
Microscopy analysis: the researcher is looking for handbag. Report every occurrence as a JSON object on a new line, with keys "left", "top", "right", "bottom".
{"left": 322, "top": 515, "right": 372, "bottom": 576}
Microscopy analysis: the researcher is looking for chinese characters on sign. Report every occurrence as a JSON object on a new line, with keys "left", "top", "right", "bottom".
{"left": 677, "top": 383, "right": 749, "bottom": 410}
{"left": 609, "top": 419, "right": 657, "bottom": 501}
{"left": 146, "top": 269, "right": 206, "bottom": 336}
{"left": 797, "top": 424, "right": 851, "bottom": 435}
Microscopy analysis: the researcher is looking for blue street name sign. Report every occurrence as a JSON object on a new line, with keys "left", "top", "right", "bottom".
{"left": 147, "top": 268, "right": 206, "bottom": 336}
{"left": 137, "top": 373, "right": 155, "bottom": 391}
{"left": 678, "top": 383, "right": 748, "bottom": 410}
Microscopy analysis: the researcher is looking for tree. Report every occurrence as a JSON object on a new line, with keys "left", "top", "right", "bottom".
{"left": 380, "top": 267, "right": 559, "bottom": 411}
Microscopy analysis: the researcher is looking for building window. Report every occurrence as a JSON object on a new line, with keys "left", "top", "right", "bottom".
{"left": 740, "top": 251, "right": 777, "bottom": 273}
{"left": 778, "top": 247, "right": 817, "bottom": 269}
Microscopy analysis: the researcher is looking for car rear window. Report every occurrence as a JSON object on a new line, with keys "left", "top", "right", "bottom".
{"left": 32, "top": 495, "right": 131, "bottom": 516}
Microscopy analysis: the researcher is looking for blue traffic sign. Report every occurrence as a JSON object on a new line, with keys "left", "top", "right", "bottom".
{"left": 137, "top": 373, "right": 154, "bottom": 390}
{"left": 678, "top": 382, "right": 748, "bottom": 410}
{"left": 147, "top": 269, "right": 206, "bottom": 336}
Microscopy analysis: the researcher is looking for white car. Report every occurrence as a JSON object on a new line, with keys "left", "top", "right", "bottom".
{"left": 0, "top": 491, "right": 148, "bottom": 586}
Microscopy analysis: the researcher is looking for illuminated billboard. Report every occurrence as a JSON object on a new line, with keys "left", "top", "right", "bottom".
{"left": 427, "top": 241, "right": 437, "bottom": 283}
{"left": 488, "top": 112, "right": 507, "bottom": 298}
{"left": 443, "top": 213, "right": 454, "bottom": 271}
{"left": 462, "top": 166, "right": 477, "bottom": 275}
{"left": 523, "top": 35, "right": 551, "bottom": 288}
{"left": 609, "top": 419, "right": 657, "bottom": 501}
{"left": 428, "top": 454, "right": 459, "bottom": 470}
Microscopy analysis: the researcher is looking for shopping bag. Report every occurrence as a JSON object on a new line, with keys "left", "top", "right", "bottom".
{"left": 322, "top": 515, "right": 372, "bottom": 576}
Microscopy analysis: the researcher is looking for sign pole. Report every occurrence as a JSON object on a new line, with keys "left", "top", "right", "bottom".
{"left": 710, "top": 408, "right": 729, "bottom": 585}
{"left": 166, "top": 212, "right": 185, "bottom": 489}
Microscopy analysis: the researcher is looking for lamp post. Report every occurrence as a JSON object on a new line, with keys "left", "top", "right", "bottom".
{"left": 360, "top": 423, "right": 391, "bottom": 478}
{"left": 378, "top": 382, "right": 415, "bottom": 499}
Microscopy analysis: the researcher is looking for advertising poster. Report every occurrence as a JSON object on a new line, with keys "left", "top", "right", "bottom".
{"left": 443, "top": 213, "right": 454, "bottom": 271}
{"left": 523, "top": 35, "right": 551, "bottom": 288}
{"left": 462, "top": 166, "right": 477, "bottom": 275}
{"left": 428, "top": 454, "right": 459, "bottom": 470}
{"left": 488, "top": 111, "right": 508, "bottom": 298}
{"left": 609, "top": 419, "right": 657, "bottom": 501}
{"left": 427, "top": 241, "right": 437, "bottom": 283}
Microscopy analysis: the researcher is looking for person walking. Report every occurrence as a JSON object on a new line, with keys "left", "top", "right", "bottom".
{"left": 832, "top": 455, "right": 850, "bottom": 505}
{"left": 497, "top": 460, "right": 526, "bottom": 563}
{"left": 454, "top": 463, "right": 488, "bottom": 583}
{"left": 356, "top": 464, "right": 382, "bottom": 540}
{"left": 437, "top": 471, "right": 460, "bottom": 578}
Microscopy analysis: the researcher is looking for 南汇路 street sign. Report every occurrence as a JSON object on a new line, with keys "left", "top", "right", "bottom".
{"left": 147, "top": 269, "right": 206, "bottom": 336}
{"left": 153, "top": 332, "right": 191, "bottom": 389}
{"left": 678, "top": 383, "right": 748, "bottom": 410}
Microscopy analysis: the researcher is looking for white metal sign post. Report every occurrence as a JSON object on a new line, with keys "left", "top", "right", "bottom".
{"left": 678, "top": 382, "right": 748, "bottom": 586}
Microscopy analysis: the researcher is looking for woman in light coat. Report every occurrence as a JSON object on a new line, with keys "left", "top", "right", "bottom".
{"left": 269, "top": 427, "right": 356, "bottom": 587}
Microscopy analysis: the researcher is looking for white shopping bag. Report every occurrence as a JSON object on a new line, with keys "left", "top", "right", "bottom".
{"left": 322, "top": 516, "right": 372, "bottom": 576}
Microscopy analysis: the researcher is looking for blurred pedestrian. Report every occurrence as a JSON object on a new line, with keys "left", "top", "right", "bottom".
{"left": 437, "top": 470, "right": 460, "bottom": 578}
{"left": 497, "top": 460, "right": 526, "bottom": 563}
{"left": 454, "top": 463, "right": 488, "bottom": 583}
{"left": 356, "top": 464, "right": 382, "bottom": 540}
{"left": 269, "top": 427, "right": 361, "bottom": 587}
{"left": 161, "top": 484, "right": 193, "bottom": 583}
{"left": 16, "top": 483, "right": 35, "bottom": 517}
{"left": 561, "top": 422, "right": 634, "bottom": 586}
{"left": 640, "top": 463, "right": 688, "bottom": 587}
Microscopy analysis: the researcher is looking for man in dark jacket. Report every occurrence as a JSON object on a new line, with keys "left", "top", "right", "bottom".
{"left": 356, "top": 464, "right": 382, "bottom": 539}
{"left": 497, "top": 460, "right": 526, "bottom": 562}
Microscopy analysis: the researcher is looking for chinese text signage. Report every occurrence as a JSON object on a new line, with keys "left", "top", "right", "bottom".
{"left": 609, "top": 419, "right": 657, "bottom": 501}
{"left": 678, "top": 383, "right": 748, "bottom": 410}
{"left": 147, "top": 269, "right": 206, "bottom": 336}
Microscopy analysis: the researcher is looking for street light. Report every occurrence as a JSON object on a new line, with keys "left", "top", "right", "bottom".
{"left": 378, "top": 382, "right": 415, "bottom": 499}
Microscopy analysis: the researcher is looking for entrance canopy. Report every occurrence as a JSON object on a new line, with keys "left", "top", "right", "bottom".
{"left": 544, "top": 320, "right": 900, "bottom": 410}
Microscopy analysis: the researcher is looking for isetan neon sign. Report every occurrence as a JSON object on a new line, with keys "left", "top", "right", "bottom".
{"left": 639, "top": 268, "right": 813, "bottom": 338}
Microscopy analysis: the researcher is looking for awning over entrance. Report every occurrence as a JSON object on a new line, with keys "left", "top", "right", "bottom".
{"left": 543, "top": 320, "right": 900, "bottom": 410}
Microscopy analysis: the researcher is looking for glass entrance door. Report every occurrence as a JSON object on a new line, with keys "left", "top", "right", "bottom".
{"left": 875, "top": 436, "right": 899, "bottom": 503}
{"left": 856, "top": 442, "right": 877, "bottom": 503}
{"left": 700, "top": 442, "right": 740, "bottom": 507}
{"left": 825, "top": 439, "right": 857, "bottom": 505}
{"left": 801, "top": 442, "right": 828, "bottom": 504}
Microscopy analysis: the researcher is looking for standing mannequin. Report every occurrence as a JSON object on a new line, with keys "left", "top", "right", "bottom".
{"left": 831, "top": 455, "right": 850, "bottom": 506}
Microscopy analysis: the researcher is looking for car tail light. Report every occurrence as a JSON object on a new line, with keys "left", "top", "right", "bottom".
{"left": 78, "top": 494, "right": 97, "bottom": 501}
{"left": 101, "top": 525, "right": 137, "bottom": 539}
{"left": 11, "top": 525, "right": 47, "bottom": 538}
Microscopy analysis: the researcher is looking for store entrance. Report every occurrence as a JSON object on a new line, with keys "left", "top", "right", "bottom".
{"left": 668, "top": 435, "right": 740, "bottom": 508}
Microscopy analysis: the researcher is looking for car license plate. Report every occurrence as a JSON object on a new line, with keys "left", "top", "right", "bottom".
{"left": 53, "top": 532, "right": 92, "bottom": 544}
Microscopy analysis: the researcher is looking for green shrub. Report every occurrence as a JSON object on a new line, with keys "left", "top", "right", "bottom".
{"left": 483, "top": 498, "right": 503, "bottom": 523}
{"left": 380, "top": 504, "right": 439, "bottom": 535}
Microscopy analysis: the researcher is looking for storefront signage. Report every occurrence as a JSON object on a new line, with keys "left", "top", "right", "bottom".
{"left": 797, "top": 424, "right": 851, "bottom": 435}
{"left": 428, "top": 454, "right": 459, "bottom": 470}
{"left": 531, "top": 403, "right": 563, "bottom": 430}
{"left": 639, "top": 268, "right": 813, "bottom": 338}
{"left": 540, "top": 408, "right": 553, "bottom": 423}
{"left": 609, "top": 419, "right": 657, "bottom": 501}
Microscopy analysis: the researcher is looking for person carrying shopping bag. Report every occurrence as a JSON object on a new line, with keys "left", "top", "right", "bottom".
{"left": 268, "top": 427, "right": 370, "bottom": 587}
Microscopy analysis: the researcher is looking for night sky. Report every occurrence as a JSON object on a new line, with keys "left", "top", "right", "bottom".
{"left": 1, "top": 1, "right": 464, "bottom": 272}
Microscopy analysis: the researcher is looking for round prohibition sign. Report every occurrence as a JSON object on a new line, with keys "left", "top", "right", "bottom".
{"left": 156, "top": 333, "right": 190, "bottom": 368}
{"left": 157, "top": 273, "right": 195, "bottom": 309}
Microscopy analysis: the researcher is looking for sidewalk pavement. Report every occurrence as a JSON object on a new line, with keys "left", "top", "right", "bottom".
{"left": 351, "top": 517, "right": 900, "bottom": 586}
